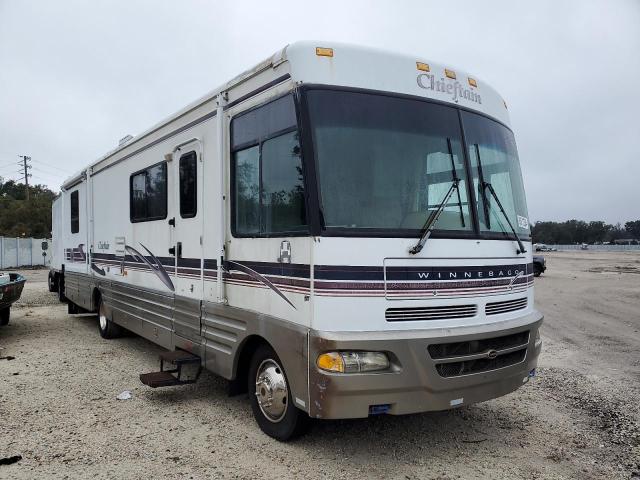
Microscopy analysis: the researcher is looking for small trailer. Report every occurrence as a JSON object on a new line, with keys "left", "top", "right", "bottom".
{"left": 51, "top": 41, "right": 542, "bottom": 440}
{"left": 0, "top": 273, "right": 26, "bottom": 326}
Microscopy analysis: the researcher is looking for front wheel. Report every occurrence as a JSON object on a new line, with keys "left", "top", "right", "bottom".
{"left": 98, "top": 297, "right": 122, "bottom": 339}
{"left": 0, "top": 308, "right": 10, "bottom": 326}
{"left": 533, "top": 264, "right": 542, "bottom": 277}
{"left": 248, "top": 344, "right": 308, "bottom": 441}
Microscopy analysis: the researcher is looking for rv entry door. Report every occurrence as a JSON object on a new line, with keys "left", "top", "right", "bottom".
{"left": 170, "top": 139, "right": 204, "bottom": 342}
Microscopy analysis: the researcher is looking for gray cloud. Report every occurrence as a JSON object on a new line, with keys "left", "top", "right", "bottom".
{"left": 1, "top": 0, "right": 638, "bottom": 223}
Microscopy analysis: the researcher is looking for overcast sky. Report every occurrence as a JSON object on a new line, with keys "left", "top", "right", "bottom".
{"left": 1, "top": 0, "right": 638, "bottom": 224}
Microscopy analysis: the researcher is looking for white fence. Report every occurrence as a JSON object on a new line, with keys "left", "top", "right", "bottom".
{"left": 0, "top": 237, "right": 51, "bottom": 268}
{"left": 548, "top": 244, "right": 640, "bottom": 252}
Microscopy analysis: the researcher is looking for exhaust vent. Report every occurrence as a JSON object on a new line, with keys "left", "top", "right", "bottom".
{"left": 386, "top": 304, "right": 476, "bottom": 322}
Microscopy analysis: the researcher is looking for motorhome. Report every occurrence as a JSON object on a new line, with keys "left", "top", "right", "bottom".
{"left": 50, "top": 41, "right": 542, "bottom": 440}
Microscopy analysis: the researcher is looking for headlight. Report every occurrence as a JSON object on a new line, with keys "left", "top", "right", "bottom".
{"left": 317, "top": 351, "right": 390, "bottom": 373}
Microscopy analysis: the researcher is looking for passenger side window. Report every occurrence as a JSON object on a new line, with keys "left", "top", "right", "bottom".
{"left": 179, "top": 151, "right": 197, "bottom": 218}
{"left": 130, "top": 162, "right": 168, "bottom": 222}
{"left": 231, "top": 94, "right": 307, "bottom": 236}
{"left": 70, "top": 190, "right": 79, "bottom": 233}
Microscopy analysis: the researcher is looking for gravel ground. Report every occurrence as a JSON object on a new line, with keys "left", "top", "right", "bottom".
{"left": 0, "top": 253, "right": 639, "bottom": 479}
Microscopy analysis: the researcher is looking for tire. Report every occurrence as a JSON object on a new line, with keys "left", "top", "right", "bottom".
{"left": 248, "top": 344, "right": 309, "bottom": 441}
{"left": 97, "top": 297, "right": 122, "bottom": 339}
{"left": 0, "top": 308, "right": 10, "bottom": 326}
{"left": 533, "top": 264, "right": 542, "bottom": 277}
{"left": 48, "top": 273, "right": 57, "bottom": 293}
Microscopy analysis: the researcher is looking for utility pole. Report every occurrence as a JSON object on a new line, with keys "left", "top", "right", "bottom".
{"left": 18, "top": 155, "right": 32, "bottom": 200}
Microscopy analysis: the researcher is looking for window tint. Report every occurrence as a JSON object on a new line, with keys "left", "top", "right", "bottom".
{"left": 231, "top": 96, "right": 307, "bottom": 236}
{"left": 70, "top": 190, "right": 79, "bottom": 233}
{"left": 231, "top": 94, "right": 297, "bottom": 150}
{"left": 179, "top": 151, "right": 197, "bottom": 218}
{"left": 462, "top": 111, "right": 530, "bottom": 237}
{"left": 261, "top": 132, "right": 306, "bottom": 233}
{"left": 306, "top": 90, "right": 471, "bottom": 232}
{"left": 234, "top": 146, "right": 260, "bottom": 234}
{"left": 130, "top": 162, "right": 167, "bottom": 222}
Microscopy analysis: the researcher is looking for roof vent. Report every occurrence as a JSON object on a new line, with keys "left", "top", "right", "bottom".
{"left": 119, "top": 134, "right": 134, "bottom": 146}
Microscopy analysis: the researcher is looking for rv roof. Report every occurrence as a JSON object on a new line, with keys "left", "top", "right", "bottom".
{"left": 62, "top": 41, "right": 509, "bottom": 189}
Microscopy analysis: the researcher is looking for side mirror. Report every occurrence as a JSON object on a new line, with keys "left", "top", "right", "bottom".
{"left": 41, "top": 241, "right": 49, "bottom": 251}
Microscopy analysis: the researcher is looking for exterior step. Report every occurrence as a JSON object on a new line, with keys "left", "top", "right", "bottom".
{"left": 139, "top": 371, "right": 183, "bottom": 388}
{"left": 140, "top": 350, "right": 202, "bottom": 388}
{"left": 159, "top": 350, "right": 200, "bottom": 366}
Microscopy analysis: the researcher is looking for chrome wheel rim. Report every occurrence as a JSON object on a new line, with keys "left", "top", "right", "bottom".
{"left": 255, "top": 358, "right": 288, "bottom": 423}
{"left": 99, "top": 302, "right": 107, "bottom": 330}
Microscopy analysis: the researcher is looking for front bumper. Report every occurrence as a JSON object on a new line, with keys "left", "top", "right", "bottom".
{"left": 308, "top": 310, "right": 543, "bottom": 419}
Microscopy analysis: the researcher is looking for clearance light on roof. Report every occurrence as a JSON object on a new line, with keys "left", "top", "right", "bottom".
{"left": 416, "top": 62, "right": 430, "bottom": 72}
{"left": 445, "top": 69, "right": 457, "bottom": 79}
{"left": 316, "top": 47, "right": 334, "bottom": 57}
{"left": 468, "top": 77, "right": 478, "bottom": 88}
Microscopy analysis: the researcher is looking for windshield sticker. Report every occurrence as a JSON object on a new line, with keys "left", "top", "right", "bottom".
{"left": 417, "top": 73, "right": 482, "bottom": 105}
{"left": 517, "top": 215, "right": 529, "bottom": 229}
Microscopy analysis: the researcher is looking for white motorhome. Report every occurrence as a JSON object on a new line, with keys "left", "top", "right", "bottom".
{"left": 51, "top": 41, "right": 542, "bottom": 440}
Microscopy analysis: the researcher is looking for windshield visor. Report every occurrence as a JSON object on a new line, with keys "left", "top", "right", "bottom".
{"left": 306, "top": 89, "right": 473, "bottom": 234}
{"left": 462, "top": 111, "right": 531, "bottom": 238}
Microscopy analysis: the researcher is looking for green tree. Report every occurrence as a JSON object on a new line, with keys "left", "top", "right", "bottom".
{"left": 0, "top": 177, "right": 58, "bottom": 237}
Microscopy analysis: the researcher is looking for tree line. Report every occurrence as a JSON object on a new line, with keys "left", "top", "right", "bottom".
{"left": 0, "top": 178, "right": 57, "bottom": 238}
{"left": 532, "top": 220, "right": 640, "bottom": 245}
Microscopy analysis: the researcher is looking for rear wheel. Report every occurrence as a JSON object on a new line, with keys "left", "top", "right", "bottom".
{"left": 0, "top": 308, "right": 10, "bottom": 326}
{"left": 248, "top": 344, "right": 308, "bottom": 441}
{"left": 98, "top": 297, "right": 122, "bottom": 339}
{"left": 47, "top": 273, "right": 57, "bottom": 292}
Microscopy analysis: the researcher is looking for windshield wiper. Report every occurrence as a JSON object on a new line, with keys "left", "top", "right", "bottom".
{"left": 409, "top": 138, "right": 464, "bottom": 255}
{"left": 482, "top": 181, "right": 527, "bottom": 255}
{"left": 473, "top": 144, "right": 526, "bottom": 255}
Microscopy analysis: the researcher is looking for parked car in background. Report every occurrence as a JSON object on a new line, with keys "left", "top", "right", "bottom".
{"left": 533, "top": 256, "right": 546, "bottom": 277}
{"left": 0, "top": 272, "right": 26, "bottom": 326}
{"left": 534, "top": 244, "right": 556, "bottom": 252}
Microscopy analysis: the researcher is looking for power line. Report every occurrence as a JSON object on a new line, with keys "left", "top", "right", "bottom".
{"left": 31, "top": 166, "right": 67, "bottom": 179}
{"left": 30, "top": 158, "right": 73, "bottom": 174}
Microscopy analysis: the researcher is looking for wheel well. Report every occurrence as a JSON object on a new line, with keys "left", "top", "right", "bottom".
{"left": 229, "top": 335, "right": 270, "bottom": 396}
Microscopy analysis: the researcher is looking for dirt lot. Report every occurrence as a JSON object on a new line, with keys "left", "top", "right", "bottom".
{"left": 1, "top": 253, "right": 639, "bottom": 479}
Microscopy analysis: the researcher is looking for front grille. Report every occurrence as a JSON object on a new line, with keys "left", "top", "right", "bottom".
{"left": 486, "top": 297, "right": 528, "bottom": 315}
{"left": 386, "top": 304, "right": 477, "bottom": 322}
{"left": 435, "top": 349, "right": 527, "bottom": 377}
{"left": 428, "top": 330, "right": 529, "bottom": 359}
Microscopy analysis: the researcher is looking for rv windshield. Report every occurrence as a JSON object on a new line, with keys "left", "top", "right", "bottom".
{"left": 305, "top": 89, "right": 530, "bottom": 239}
{"left": 305, "top": 89, "right": 473, "bottom": 234}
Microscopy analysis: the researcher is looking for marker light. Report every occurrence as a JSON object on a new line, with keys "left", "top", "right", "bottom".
{"left": 445, "top": 69, "right": 456, "bottom": 79}
{"left": 316, "top": 47, "right": 334, "bottom": 57}
{"left": 416, "top": 62, "right": 430, "bottom": 72}
{"left": 468, "top": 77, "right": 477, "bottom": 87}
{"left": 317, "top": 351, "right": 390, "bottom": 373}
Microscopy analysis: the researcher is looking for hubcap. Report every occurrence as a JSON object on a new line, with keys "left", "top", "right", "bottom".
{"left": 99, "top": 302, "right": 107, "bottom": 330}
{"left": 255, "top": 359, "right": 288, "bottom": 422}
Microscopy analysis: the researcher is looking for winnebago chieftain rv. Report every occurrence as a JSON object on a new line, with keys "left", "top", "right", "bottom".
{"left": 50, "top": 42, "right": 542, "bottom": 440}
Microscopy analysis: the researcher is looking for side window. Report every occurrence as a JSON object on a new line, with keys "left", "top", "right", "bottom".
{"left": 179, "top": 151, "right": 197, "bottom": 218}
{"left": 231, "top": 94, "right": 307, "bottom": 236}
{"left": 130, "top": 162, "right": 168, "bottom": 222}
{"left": 70, "top": 190, "right": 79, "bottom": 233}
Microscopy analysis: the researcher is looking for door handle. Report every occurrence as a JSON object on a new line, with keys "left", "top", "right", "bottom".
{"left": 176, "top": 242, "right": 182, "bottom": 258}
